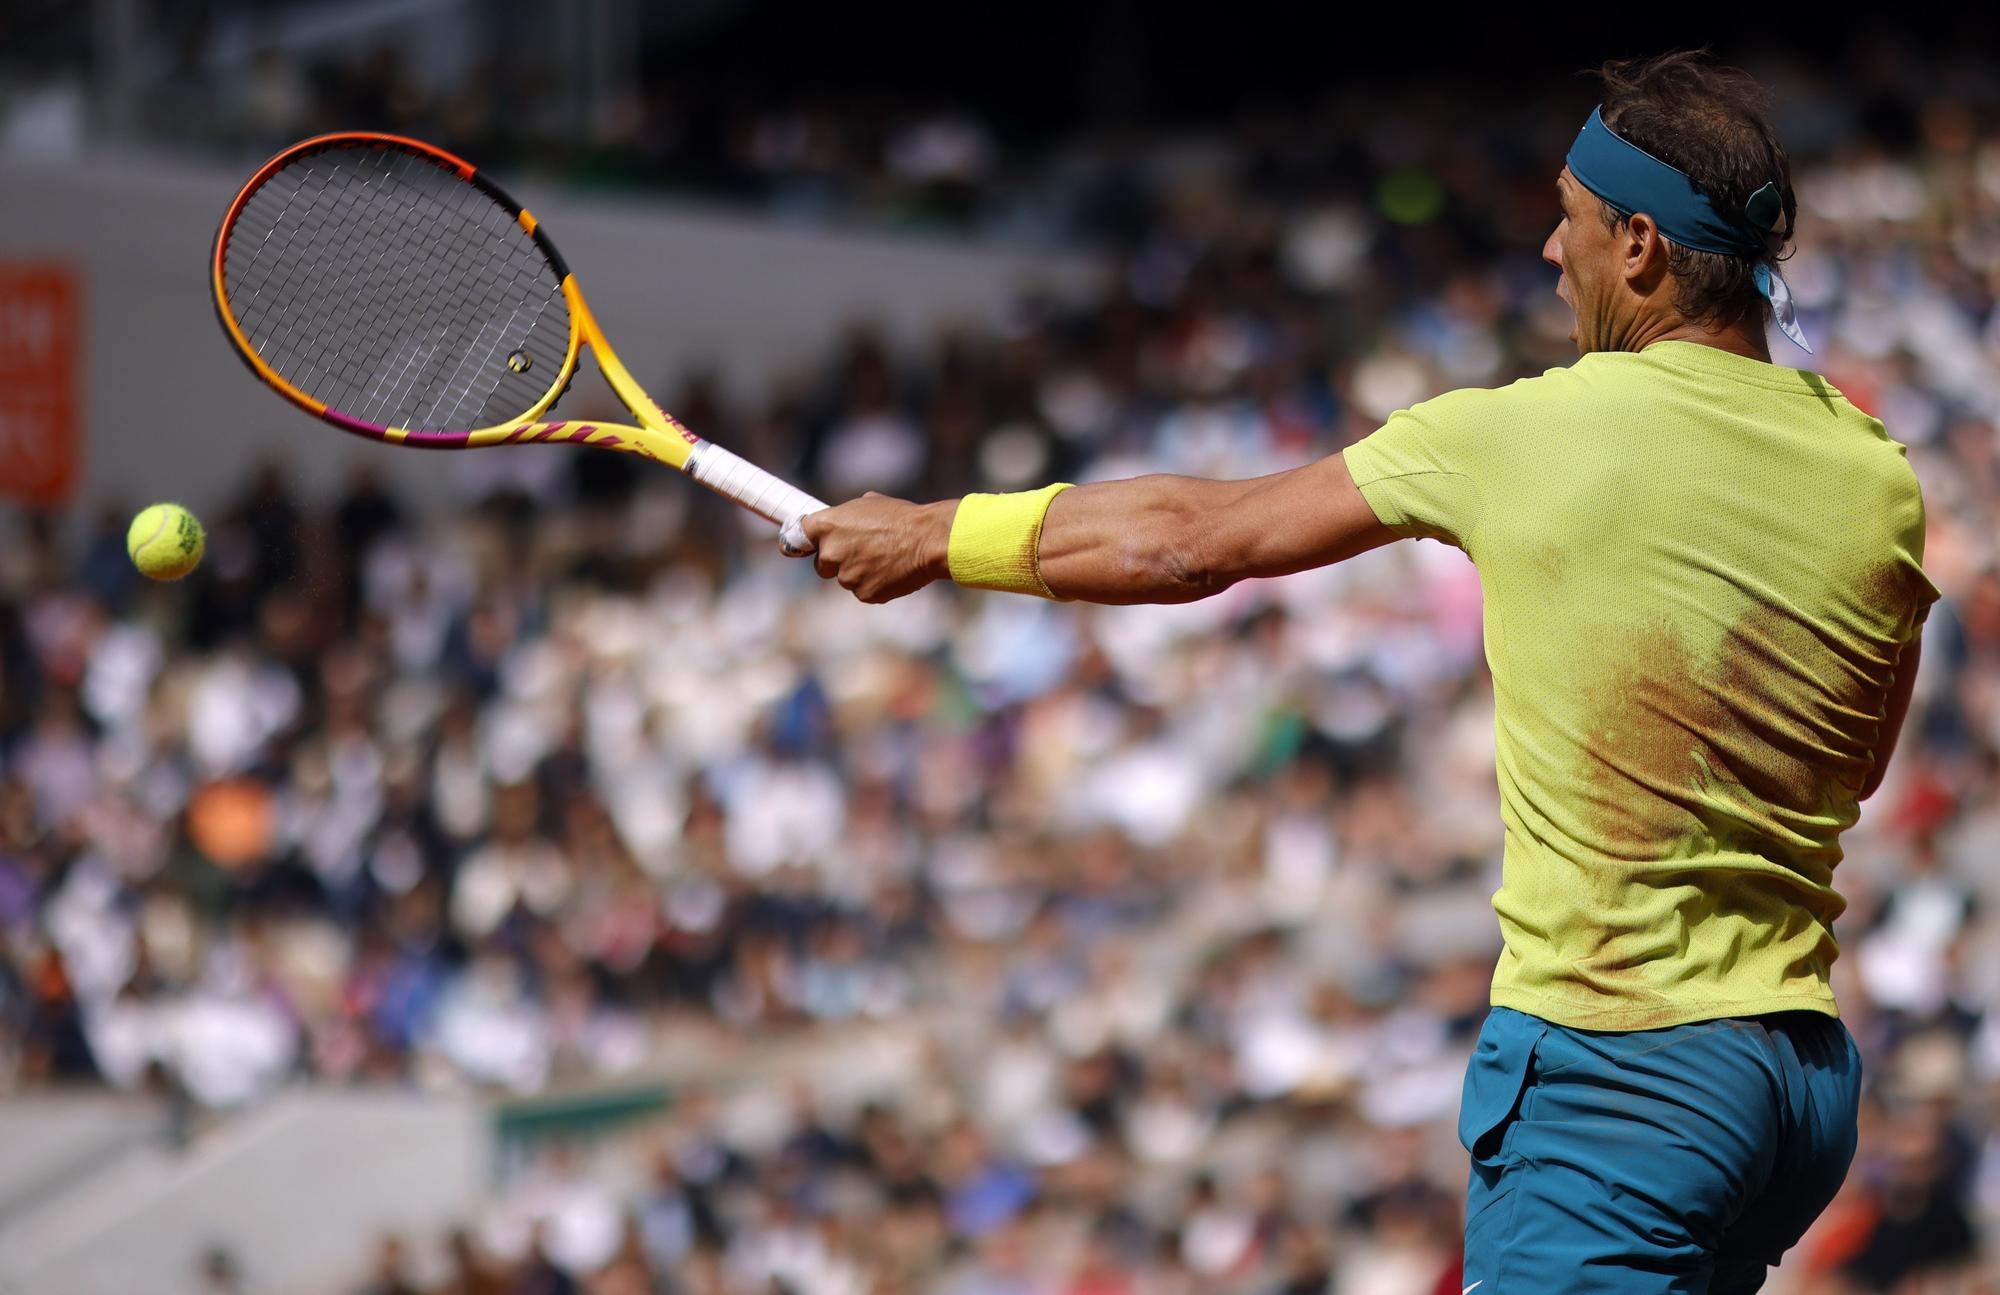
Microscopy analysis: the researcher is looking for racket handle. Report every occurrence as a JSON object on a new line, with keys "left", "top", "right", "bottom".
{"left": 684, "top": 442, "right": 825, "bottom": 554}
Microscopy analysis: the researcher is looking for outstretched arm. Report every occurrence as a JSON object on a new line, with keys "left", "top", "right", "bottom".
{"left": 800, "top": 452, "right": 1398, "bottom": 604}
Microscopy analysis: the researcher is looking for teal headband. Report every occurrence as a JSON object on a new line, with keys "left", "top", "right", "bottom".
{"left": 1565, "top": 106, "right": 1809, "bottom": 351}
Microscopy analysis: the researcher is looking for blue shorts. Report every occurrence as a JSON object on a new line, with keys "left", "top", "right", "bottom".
{"left": 1459, "top": 1006, "right": 1860, "bottom": 1294}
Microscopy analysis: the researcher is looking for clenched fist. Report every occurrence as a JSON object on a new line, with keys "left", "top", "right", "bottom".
{"left": 796, "top": 494, "right": 957, "bottom": 603}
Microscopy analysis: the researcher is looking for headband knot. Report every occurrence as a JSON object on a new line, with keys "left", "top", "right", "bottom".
{"left": 1744, "top": 182, "right": 1782, "bottom": 233}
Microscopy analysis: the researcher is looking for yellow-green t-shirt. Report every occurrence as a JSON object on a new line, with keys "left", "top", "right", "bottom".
{"left": 1343, "top": 340, "right": 1938, "bottom": 1030}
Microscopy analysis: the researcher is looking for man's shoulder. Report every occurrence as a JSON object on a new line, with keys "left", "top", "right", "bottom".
{"left": 1395, "top": 364, "right": 1594, "bottom": 435}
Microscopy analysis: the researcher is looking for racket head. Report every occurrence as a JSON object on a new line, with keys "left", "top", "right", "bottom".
{"left": 211, "top": 132, "right": 583, "bottom": 448}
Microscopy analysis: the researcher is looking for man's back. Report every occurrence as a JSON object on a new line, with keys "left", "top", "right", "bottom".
{"left": 1344, "top": 339, "right": 1937, "bottom": 1028}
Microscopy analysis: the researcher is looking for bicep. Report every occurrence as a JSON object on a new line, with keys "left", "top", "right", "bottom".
{"left": 1192, "top": 453, "right": 1400, "bottom": 582}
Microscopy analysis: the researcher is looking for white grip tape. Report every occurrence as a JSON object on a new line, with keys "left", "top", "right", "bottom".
{"left": 684, "top": 442, "right": 825, "bottom": 554}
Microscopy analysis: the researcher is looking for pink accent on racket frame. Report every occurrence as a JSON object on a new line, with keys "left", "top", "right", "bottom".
{"left": 322, "top": 408, "right": 391, "bottom": 439}
{"left": 323, "top": 409, "right": 475, "bottom": 448}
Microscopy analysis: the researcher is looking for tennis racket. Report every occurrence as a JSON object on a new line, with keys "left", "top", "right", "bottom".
{"left": 211, "top": 132, "right": 823, "bottom": 553}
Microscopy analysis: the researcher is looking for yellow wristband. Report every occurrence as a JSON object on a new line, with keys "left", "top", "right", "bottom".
{"left": 947, "top": 483, "right": 1075, "bottom": 598}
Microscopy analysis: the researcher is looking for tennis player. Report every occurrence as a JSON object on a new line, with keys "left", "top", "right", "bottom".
{"left": 799, "top": 52, "right": 1936, "bottom": 1292}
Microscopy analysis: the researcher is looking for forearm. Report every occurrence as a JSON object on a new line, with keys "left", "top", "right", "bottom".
{"left": 1034, "top": 474, "right": 1252, "bottom": 604}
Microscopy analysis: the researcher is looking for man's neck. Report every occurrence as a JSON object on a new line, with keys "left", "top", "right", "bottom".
{"left": 1628, "top": 313, "right": 1772, "bottom": 363}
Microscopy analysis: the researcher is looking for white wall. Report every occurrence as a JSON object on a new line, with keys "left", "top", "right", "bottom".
{"left": 0, "top": 151, "right": 1096, "bottom": 515}
{"left": 0, "top": 1095, "right": 162, "bottom": 1224}
{"left": 0, "top": 1090, "right": 487, "bottom": 1295}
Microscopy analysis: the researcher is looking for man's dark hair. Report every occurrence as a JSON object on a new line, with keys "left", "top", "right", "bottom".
{"left": 1593, "top": 51, "right": 1797, "bottom": 332}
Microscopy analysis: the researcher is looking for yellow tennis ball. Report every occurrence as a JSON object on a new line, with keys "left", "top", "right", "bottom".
{"left": 127, "top": 503, "right": 205, "bottom": 581}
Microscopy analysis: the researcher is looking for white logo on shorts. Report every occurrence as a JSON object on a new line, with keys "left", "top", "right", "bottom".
{"left": 1463, "top": 1284, "right": 1483, "bottom": 1294}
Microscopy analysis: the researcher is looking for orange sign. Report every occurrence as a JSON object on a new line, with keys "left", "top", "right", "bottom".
{"left": 0, "top": 264, "right": 80, "bottom": 507}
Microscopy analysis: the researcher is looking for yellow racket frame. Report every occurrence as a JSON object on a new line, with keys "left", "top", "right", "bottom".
{"left": 213, "top": 132, "right": 824, "bottom": 546}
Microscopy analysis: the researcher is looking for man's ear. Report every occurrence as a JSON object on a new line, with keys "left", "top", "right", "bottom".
{"left": 1622, "top": 212, "right": 1671, "bottom": 289}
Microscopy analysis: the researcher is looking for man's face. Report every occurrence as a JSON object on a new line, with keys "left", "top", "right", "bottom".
{"left": 1543, "top": 167, "right": 1622, "bottom": 354}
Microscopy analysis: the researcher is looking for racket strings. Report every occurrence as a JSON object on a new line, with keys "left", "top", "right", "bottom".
{"left": 222, "top": 143, "right": 569, "bottom": 432}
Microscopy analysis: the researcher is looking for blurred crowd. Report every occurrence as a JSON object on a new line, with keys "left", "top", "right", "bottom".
{"left": 10, "top": 35, "right": 2000, "bottom": 1295}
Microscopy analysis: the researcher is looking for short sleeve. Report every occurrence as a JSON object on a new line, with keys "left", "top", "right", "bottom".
{"left": 1341, "top": 388, "right": 1496, "bottom": 551}
{"left": 1897, "top": 487, "right": 1941, "bottom": 642}
{"left": 1904, "top": 555, "right": 1941, "bottom": 641}
{"left": 1866, "top": 444, "right": 1941, "bottom": 643}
